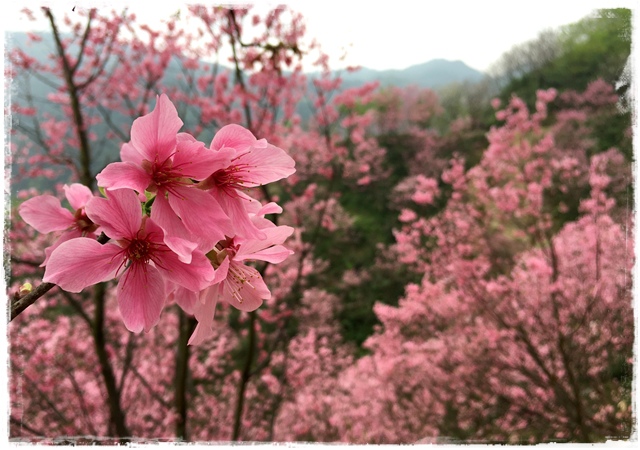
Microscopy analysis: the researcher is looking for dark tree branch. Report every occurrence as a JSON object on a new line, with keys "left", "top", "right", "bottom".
{"left": 59, "top": 290, "right": 93, "bottom": 325}
{"left": 129, "top": 364, "right": 172, "bottom": 410}
{"left": 175, "top": 309, "right": 197, "bottom": 441}
{"left": 10, "top": 415, "right": 47, "bottom": 437}
{"left": 227, "top": 10, "right": 253, "bottom": 132}
{"left": 76, "top": 21, "right": 119, "bottom": 92}
{"left": 92, "top": 282, "right": 130, "bottom": 441}
{"left": 23, "top": 375, "right": 72, "bottom": 426}
{"left": 43, "top": 7, "right": 94, "bottom": 189}
{"left": 10, "top": 282, "right": 57, "bottom": 320}
{"left": 117, "top": 333, "right": 137, "bottom": 394}
{"left": 71, "top": 12, "right": 93, "bottom": 74}
{"left": 9, "top": 233, "right": 109, "bottom": 321}
{"left": 59, "top": 363, "right": 100, "bottom": 436}
{"left": 232, "top": 309, "right": 257, "bottom": 441}
{"left": 10, "top": 257, "right": 42, "bottom": 268}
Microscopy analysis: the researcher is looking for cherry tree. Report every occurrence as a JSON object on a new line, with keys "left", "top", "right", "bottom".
{"left": 320, "top": 86, "right": 634, "bottom": 443}
{"left": 7, "top": 5, "right": 307, "bottom": 442}
{"left": 7, "top": 3, "right": 395, "bottom": 443}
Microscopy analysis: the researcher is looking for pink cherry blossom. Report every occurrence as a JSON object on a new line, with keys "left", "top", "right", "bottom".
{"left": 197, "top": 124, "right": 296, "bottom": 240}
{"left": 18, "top": 183, "right": 99, "bottom": 266}
{"left": 96, "top": 94, "right": 234, "bottom": 257}
{"left": 188, "top": 220, "right": 294, "bottom": 345}
{"left": 43, "top": 189, "right": 215, "bottom": 332}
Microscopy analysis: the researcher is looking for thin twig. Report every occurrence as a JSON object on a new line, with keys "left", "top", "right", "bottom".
{"left": 9, "top": 233, "right": 109, "bottom": 321}
{"left": 10, "top": 283, "right": 57, "bottom": 320}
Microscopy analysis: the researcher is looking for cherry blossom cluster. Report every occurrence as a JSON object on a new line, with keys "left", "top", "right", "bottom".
{"left": 18, "top": 94, "right": 296, "bottom": 344}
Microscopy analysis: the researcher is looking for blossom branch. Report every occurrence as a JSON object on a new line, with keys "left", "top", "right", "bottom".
{"left": 10, "top": 282, "right": 57, "bottom": 321}
{"left": 10, "top": 233, "right": 110, "bottom": 321}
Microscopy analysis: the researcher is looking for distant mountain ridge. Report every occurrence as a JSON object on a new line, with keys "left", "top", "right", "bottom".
{"left": 5, "top": 31, "right": 485, "bottom": 91}
{"left": 333, "top": 59, "right": 485, "bottom": 89}
{"left": 6, "top": 31, "right": 487, "bottom": 195}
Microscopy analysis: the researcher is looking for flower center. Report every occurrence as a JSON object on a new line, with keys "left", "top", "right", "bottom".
{"left": 73, "top": 208, "right": 99, "bottom": 234}
{"left": 206, "top": 238, "right": 238, "bottom": 268}
{"left": 212, "top": 166, "right": 246, "bottom": 191}
{"left": 141, "top": 157, "right": 192, "bottom": 196}
{"left": 127, "top": 238, "right": 151, "bottom": 263}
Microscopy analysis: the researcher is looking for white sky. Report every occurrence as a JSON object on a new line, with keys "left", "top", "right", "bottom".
{"left": 1, "top": 0, "right": 637, "bottom": 73}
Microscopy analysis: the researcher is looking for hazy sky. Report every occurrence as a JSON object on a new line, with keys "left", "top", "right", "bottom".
{"left": 1, "top": 0, "right": 637, "bottom": 73}
{"left": 294, "top": 0, "right": 635, "bottom": 72}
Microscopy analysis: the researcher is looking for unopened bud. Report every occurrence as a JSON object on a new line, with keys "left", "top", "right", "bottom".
{"left": 618, "top": 400, "right": 627, "bottom": 412}
{"left": 19, "top": 282, "right": 33, "bottom": 296}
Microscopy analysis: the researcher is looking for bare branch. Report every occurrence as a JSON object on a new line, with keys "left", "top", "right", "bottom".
{"left": 10, "top": 415, "right": 47, "bottom": 437}
{"left": 71, "top": 12, "right": 93, "bottom": 74}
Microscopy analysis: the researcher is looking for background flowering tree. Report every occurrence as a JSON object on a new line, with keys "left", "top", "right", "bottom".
{"left": 6, "top": 4, "right": 634, "bottom": 444}
{"left": 310, "top": 87, "right": 634, "bottom": 443}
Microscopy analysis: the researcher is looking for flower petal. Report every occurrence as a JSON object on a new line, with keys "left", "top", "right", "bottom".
{"left": 211, "top": 124, "right": 256, "bottom": 153}
{"left": 222, "top": 262, "right": 269, "bottom": 311}
{"left": 154, "top": 246, "right": 215, "bottom": 292}
{"left": 254, "top": 202, "right": 283, "bottom": 216}
{"left": 117, "top": 263, "right": 166, "bottom": 333}
{"left": 204, "top": 256, "right": 230, "bottom": 287}
{"left": 85, "top": 189, "right": 142, "bottom": 240}
{"left": 217, "top": 192, "right": 267, "bottom": 240}
{"left": 43, "top": 239, "right": 121, "bottom": 292}
{"left": 150, "top": 194, "right": 196, "bottom": 264}
{"left": 63, "top": 184, "right": 93, "bottom": 210}
{"left": 130, "top": 94, "right": 182, "bottom": 163}
{"left": 96, "top": 162, "right": 151, "bottom": 194}
{"left": 42, "top": 229, "right": 85, "bottom": 267}
{"left": 177, "top": 132, "right": 197, "bottom": 143}
{"left": 188, "top": 287, "right": 219, "bottom": 346}
{"left": 235, "top": 225, "right": 294, "bottom": 260}
{"left": 19, "top": 195, "right": 74, "bottom": 233}
{"left": 168, "top": 186, "right": 233, "bottom": 249}
{"left": 172, "top": 285, "right": 199, "bottom": 315}
{"left": 120, "top": 142, "right": 144, "bottom": 165}
{"left": 237, "top": 244, "right": 293, "bottom": 264}
{"left": 172, "top": 139, "right": 232, "bottom": 180}
{"left": 233, "top": 143, "right": 296, "bottom": 186}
